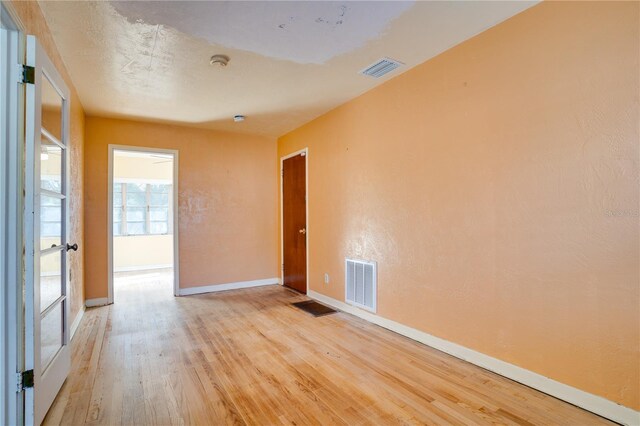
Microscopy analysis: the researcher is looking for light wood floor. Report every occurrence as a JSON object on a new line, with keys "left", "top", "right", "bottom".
{"left": 44, "top": 270, "right": 612, "bottom": 425}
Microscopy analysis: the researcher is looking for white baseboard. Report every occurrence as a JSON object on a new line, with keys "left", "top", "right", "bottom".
{"left": 178, "top": 278, "right": 280, "bottom": 296}
{"left": 114, "top": 264, "right": 173, "bottom": 273}
{"left": 308, "top": 290, "right": 640, "bottom": 426}
{"left": 69, "top": 307, "right": 85, "bottom": 341}
{"left": 85, "top": 297, "right": 110, "bottom": 308}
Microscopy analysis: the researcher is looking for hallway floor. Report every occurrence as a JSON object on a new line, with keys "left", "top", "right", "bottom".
{"left": 44, "top": 275, "right": 611, "bottom": 425}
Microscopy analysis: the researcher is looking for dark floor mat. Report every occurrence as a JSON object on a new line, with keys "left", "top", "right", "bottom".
{"left": 292, "top": 300, "right": 337, "bottom": 317}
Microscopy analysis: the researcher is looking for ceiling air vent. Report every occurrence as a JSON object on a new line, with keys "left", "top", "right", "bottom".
{"left": 359, "top": 57, "right": 403, "bottom": 78}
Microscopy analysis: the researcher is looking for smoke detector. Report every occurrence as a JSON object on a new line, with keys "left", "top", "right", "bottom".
{"left": 210, "top": 54, "right": 230, "bottom": 67}
{"left": 233, "top": 115, "right": 245, "bottom": 122}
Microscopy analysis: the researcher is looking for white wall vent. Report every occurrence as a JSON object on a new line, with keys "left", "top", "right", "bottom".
{"left": 359, "top": 57, "right": 403, "bottom": 78}
{"left": 345, "top": 258, "right": 377, "bottom": 312}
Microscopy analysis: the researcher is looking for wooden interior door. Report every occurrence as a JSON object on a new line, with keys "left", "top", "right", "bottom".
{"left": 282, "top": 153, "right": 306, "bottom": 293}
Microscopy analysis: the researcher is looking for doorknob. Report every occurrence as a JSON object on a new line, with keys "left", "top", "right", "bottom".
{"left": 66, "top": 243, "right": 78, "bottom": 252}
{"left": 298, "top": 228, "right": 306, "bottom": 235}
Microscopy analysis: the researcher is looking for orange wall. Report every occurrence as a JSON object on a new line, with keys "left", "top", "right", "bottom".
{"left": 278, "top": 1, "right": 639, "bottom": 410}
{"left": 84, "top": 117, "right": 278, "bottom": 299}
{"left": 9, "top": 1, "right": 86, "bottom": 326}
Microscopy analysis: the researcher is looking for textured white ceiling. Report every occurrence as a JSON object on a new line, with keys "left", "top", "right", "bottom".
{"left": 39, "top": 1, "right": 538, "bottom": 137}
{"left": 110, "top": 1, "right": 415, "bottom": 65}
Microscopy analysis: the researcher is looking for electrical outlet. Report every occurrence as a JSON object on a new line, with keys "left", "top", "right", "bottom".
{"left": 324, "top": 273, "right": 330, "bottom": 284}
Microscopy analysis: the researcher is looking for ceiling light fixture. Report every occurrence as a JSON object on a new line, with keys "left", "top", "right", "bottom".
{"left": 210, "top": 54, "right": 230, "bottom": 67}
{"left": 233, "top": 115, "right": 245, "bottom": 122}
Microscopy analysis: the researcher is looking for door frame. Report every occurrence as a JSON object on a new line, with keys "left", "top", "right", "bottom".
{"left": 279, "top": 147, "right": 309, "bottom": 293}
{"left": 107, "top": 145, "right": 180, "bottom": 303}
{"left": 1, "top": 3, "right": 25, "bottom": 424}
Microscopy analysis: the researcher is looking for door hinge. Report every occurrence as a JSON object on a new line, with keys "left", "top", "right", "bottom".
{"left": 21, "top": 65, "right": 35, "bottom": 84}
{"left": 17, "top": 369, "right": 34, "bottom": 392}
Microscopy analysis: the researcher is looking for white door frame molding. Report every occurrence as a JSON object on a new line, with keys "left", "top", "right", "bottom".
{"left": 107, "top": 144, "right": 180, "bottom": 303}
{"left": 0, "top": 3, "right": 25, "bottom": 424}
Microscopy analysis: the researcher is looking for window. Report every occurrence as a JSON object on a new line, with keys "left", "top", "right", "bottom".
{"left": 113, "top": 182, "right": 172, "bottom": 236}
{"left": 124, "top": 183, "right": 146, "bottom": 235}
{"left": 149, "top": 184, "right": 170, "bottom": 234}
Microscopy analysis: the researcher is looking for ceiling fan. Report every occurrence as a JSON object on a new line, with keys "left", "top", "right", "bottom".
{"left": 150, "top": 154, "right": 172, "bottom": 164}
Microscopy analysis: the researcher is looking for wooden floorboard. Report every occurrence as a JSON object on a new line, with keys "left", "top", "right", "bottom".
{"left": 44, "top": 270, "right": 613, "bottom": 425}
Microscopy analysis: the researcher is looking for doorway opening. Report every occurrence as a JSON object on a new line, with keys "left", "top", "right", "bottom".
{"left": 108, "top": 146, "right": 179, "bottom": 303}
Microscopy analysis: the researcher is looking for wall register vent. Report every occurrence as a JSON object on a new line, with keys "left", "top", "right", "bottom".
{"left": 345, "top": 258, "right": 377, "bottom": 312}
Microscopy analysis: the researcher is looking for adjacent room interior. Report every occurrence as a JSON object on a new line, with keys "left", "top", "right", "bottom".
{"left": 110, "top": 149, "right": 176, "bottom": 302}
{"left": 1, "top": 1, "right": 638, "bottom": 425}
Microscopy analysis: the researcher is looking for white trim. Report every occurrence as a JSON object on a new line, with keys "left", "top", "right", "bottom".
{"left": 279, "top": 148, "right": 309, "bottom": 293}
{"left": 307, "top": 290, "right": 640, "bottom": 426}
{"left": 85, "top": 298, "right": 109, "bottom": 308}
{"left": 40, "top": 126, "right": 64, "bottom": 149}
{"left": 113, "top": 264, "right": 173, "bottom": 273}
{"left": 0, "top": 6, "right": 25, "bottom": 424}
{"left": 114, "top": 177, "right": 172, "bottom": 185}
{"left": 178, "top": 278, "right": 280, "bottom": 296}
{"left": 108, "top": 145, "right": 180, "bottom": 303}
{"left": 113, "top": 150, "right": 172, "bottom": 159}
{"left": 107, "top": 147, "right": 114, "bottom": 304}
{"left": 69, "top": 307, "right": 84, "bottom": 340}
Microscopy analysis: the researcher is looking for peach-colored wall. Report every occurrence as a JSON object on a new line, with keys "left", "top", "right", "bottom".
{"left": 84, "top": 117, "right": 278, "bottom": 299}
{"left": 114, "top": 235, "right": 173, "bottom": 271}
{"left": 278, "top": 1, "right": 639, "bottom": 410}
{"left": 9, "top": 1, "right": 85, "bottom": 326}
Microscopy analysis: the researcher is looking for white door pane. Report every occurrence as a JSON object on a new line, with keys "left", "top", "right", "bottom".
{"left": 40, "top": 134, "right": 62, "bottom": 192}
{"left": 40, "top": 302, "right": 63, "bottom": 371}
{"left": 40, "top": 194, "right": 61, "bottom": 248}
{"left": 40, "top": 74, "right": 62, "bottom": 142}
{"left": 40, "top": 250, "right": 62, "bottom": 312}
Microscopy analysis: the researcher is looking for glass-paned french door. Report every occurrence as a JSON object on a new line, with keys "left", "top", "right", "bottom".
{"left": 24, "top": 35, "right": 72, "bottom": 426}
